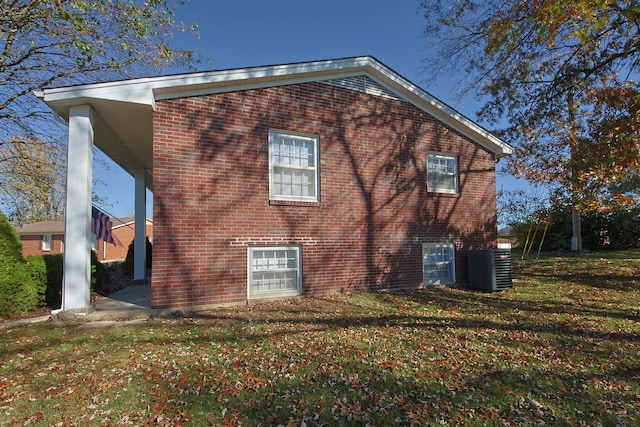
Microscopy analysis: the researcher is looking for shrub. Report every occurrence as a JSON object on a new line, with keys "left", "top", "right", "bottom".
{"left": 511, "top": 205, "right": 640, "bottom": 252}
{"left": 91, "top": 250, "right": 111, "bottom": 295}
{"left": 583, "top": 208, "right": 640, "bottom": 250}
{"left": 25, "top": 255, "right": 47, "bottom": 303}
{"left": 0, "top": 213, "right": 22, "bottom": 263}
{"left": 0, "top": 261, "right": 40, "bottom": 317}
{"left": 0, "top": 212, "right": 45, "bottom": 316}
{"left": 43, "top": 252, "right": 111, "bottom": 309}
{"left": 123, "top": 237, "right": 152, "bottom": 275}
{"left": 43, "top": 254, "right": 64, "bottom": 309}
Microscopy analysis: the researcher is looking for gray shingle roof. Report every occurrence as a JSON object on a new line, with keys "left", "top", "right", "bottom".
{"left": 14, "top": 220, "right": 65, "bottom": 234}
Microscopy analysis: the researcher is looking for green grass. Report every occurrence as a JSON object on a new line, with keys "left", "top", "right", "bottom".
{"left": 1, "top": 249, "right": 639, "bottom": 426}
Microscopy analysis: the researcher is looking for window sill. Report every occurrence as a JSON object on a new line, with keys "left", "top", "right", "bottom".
{"left": 269, "top": 199, "right": 321, "bottom": 207}
{"left": 427, "top": 190, "right": 460, "bottom": 198}
{"left": 249, "top": 291, "right": 301, "bottom": 301}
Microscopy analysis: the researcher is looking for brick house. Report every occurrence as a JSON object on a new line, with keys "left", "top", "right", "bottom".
{"left": 36, "top": 56, "right": 512, "bottom": 313}
{"left": 15, "top": 220, "right": 64, "bottom": 257}
{"left": 15, "top": 218, "right": 153, "bottom": 262}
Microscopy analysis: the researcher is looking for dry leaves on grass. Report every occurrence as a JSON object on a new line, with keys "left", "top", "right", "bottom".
{"left": 1, "top": 252, "right": 640, "bottom": 426}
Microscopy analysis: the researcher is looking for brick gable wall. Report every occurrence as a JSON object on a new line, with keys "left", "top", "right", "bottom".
{"left": 152, "top": 82, "right": 497, "bottom": 309}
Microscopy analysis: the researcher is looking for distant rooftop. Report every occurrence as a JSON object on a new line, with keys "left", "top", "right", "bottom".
{"left": 14, "top": 218, "right": 151, "bottom": 234}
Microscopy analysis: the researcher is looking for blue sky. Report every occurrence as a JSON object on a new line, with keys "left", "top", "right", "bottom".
{"left": 95, "top": 0, "right": 520, "bottom": 218}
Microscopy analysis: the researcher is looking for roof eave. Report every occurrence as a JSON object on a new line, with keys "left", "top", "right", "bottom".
{"left": 34, "top": 56, "right": 513, "bottom": 163}
{"left": 359, "top": 60, "right": 514, "bottom": 158}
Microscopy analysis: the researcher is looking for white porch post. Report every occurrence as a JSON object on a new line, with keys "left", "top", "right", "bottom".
{"left": 133, "top": 168, "right": 147, "bottom": 282}
{"left": 60, "top": 105, "right": 94, "bottom": 312}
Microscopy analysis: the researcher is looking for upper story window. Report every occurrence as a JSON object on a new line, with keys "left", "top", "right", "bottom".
{"left": 42, "top": 234, "right": 52, "bottom": 251}
{"left": 427, "top": 153, "right": 458, "bottom": 194}
{"left": 269, "top": 130, "right": 319, "bottom": 202}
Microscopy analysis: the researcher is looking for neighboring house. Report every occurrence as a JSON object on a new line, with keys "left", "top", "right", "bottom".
{"left": 15, "top": 218, "right": 153, "bottom": 262}
{"left": 36, "top": 56, "right": 513, "bottom": 312}
{"left": 15, "top": 220, "right": 65, "bottom": 257}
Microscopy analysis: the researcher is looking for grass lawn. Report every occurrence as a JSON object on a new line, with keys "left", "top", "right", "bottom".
{"left": 1, "top": 250, "right": 639, "bottom": 426}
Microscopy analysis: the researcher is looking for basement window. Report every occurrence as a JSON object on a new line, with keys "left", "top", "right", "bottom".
{"left": 248, "top": 246, "right": 301, "bottom": 298}
{"left": 422, "top": 243, "right": 456, "bottom": 285}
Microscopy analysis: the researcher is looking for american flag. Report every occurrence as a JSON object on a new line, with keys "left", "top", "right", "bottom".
{"left": 91, "top": 206, "right": 115, "bottom": 245}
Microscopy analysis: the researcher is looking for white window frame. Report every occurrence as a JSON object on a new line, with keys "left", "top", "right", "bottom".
{"left": 427, "top": 153, "right": 458, "bottom": 194}
{"left": 422, "top": 243, "right": 456, "bottom": 285}
{"left": 269, "top": 130, "right": 319, "bottom": 202}
{"left": 248, "top": 246, "right": 302, "bottom": 299}
{"left": 42, "top": 234, "right": 52, "bottom": 251}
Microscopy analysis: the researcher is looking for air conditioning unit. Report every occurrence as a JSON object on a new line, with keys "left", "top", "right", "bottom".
{"left": 467, "top": 249, "right": 512, "bottom": 291}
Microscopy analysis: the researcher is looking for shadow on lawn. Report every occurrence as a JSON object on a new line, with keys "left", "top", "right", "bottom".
{"left": 407, "top": 286, "right": 639, "bottom": 322}
{"left": 150, "top": 288, "right": 640, "bottom": 425}
{"left": 187, "top": 287, "right": 639, "bottom": 345}
{"left": 6, "top": 286, "right": 636, "bottom": 425}
{"left": 514, "top": 251, "right": 640, "bottom": 292}
{"left": 522, "top": 268, "right": 639, "bottom": 292}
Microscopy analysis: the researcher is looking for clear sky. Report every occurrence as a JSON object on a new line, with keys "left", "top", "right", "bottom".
{"left": 95, "top": 0, "right": 520, "bottom": 218}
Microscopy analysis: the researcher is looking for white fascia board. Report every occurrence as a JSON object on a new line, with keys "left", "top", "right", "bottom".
{"left": 17, "top": 231, "right": 65, "bottom": 235}
{"left": 34, "top": 57, "right": 371, "bottom": 110}
{"left": 36, "top": 81, "right": 157, "bottom": 110}
{"left": 112, "top": 221, "right": 135, "bottom": 229}
{"left": 154, "top": 70, "right": 371, "bottom": 101}
{"left": 152, "top": 56, "right": 513, "bottom": 158}
{"left": 363, "top": 60, "right": 514, "bottom": 158}
{"left": 34, "top": 56, "right": 513, "bottom": 158}
{"left": 151, "top": 57, "right": 372, "bottom": 100}
{"left": 111, "top": 218, "right": 153, "bottom": 230}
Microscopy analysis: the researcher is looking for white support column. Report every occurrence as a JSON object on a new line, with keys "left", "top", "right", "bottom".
{"left": 59, "top": 105, "right": 94, "bottom": 313}
{"left": 133, "top": 168, "right": 147, "bottom": 282}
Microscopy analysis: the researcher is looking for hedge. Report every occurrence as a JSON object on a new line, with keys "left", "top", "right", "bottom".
{"left": 0, "top": 210, "right": 112, "bottom": 315}
{"left": 0, "top": 212, "right": 45, "bottom": 316}
{"left": 44, "top": 252, "right": 111, "bottom": 310}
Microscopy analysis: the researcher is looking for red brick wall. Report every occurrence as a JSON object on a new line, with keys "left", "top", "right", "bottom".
{"left": 20, "top": 234, "right": 64, "bottom": 257}
{"left": 20, "top": 223, "right": 153, "bottom": 262}
{"left": 152, "top": 82, "right": 498, "bottom": 309}
{"left": 94, "top": 223, "right": 153, "bottom": 262}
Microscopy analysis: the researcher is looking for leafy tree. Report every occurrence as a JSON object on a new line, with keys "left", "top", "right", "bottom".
{"left": 419, "top": 0, "right": 640, "bottom": 212}
{"left": 0, "top": 0, "right": 200, "bottom": 217}
{"left": 0, "top": 135, "right": 111, "bottom": 225}
{"left": 1, "top": 0, "right": 199, "bottom": 138}
{"left": 512, "top": 203, "right": 640, "bottom": 252}
{"left": 498, "top": 186, "right": 550, "bottom": 230}
{"left": 0, "top": 136, "right": 66, "bottom": 224}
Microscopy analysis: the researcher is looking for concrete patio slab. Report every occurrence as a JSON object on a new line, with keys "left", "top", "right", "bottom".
{"left": 87, "top": 283, "right": 152, "bottom": 321}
